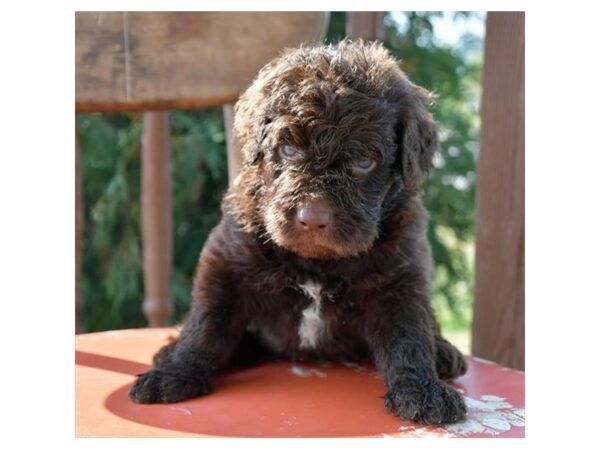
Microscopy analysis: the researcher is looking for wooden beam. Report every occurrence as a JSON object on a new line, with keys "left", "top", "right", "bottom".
{"left": 223, "top": 104, "right": 242, "bottom": 186}
{"left": 346, "top": 12, "right": 386, "bottom": 41}
{"left": 75, "top": 12, "right": 328, "bottom": 112}
{"left": 472, "top": 12, "right": 525, "bottom": 370}
{"left": 141, "top": 112, "right": 173, "bottom": 326}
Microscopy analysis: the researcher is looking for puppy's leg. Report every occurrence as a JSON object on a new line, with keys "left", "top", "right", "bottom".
{"left": 151, "top": 336, "right": 177, "bottom": 365}
{"left": 129, "top": 305, "right": 246, "bottom": 404}
{"left": 227, "top": 330, "right": 278, "bottom": 369}
{"left": 129, "top": 224, "right": 246, "bottom": 404}
{"left": 435, "top": 334, "right": 467, "bottom": 379}
{"left": 365, "top": 285, "right": 466, "bottom": 424}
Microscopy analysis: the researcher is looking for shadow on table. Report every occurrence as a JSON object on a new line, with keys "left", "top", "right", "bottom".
{"left": 78, "top": 351, "right": 445, "bottom": 437}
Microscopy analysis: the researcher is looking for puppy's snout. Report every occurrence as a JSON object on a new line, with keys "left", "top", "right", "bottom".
{"left": 296, "top": 200, "right": 332, "bottom": 232}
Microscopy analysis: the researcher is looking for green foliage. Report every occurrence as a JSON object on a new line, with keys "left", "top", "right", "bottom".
{"left": 77, "top": 12, "right": 482, "bottom": 333}
{"left": 384, "top": 12, "right": 483, "bottom": 329}
{"left": 78, "top": 110, "right": 228, "bottom": 330}
{"left": 324, "top": 12, "right": 347, "bottom": 44}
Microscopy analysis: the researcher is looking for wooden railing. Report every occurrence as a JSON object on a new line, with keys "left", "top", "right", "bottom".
{"left": 140, "top": 111, "right": 173, "bottom": 327}
{"left": 472, "top": 12, "right": 525, "bottom": 370}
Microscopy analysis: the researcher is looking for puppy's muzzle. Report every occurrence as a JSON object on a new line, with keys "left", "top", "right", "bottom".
{"left": 296, "top": 199, "right": 333, "bottom": 233}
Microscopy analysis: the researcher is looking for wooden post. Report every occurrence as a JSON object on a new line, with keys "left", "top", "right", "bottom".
{"left": 75, "top": 124, "right": 84, "bottom": 334}
{"left": 471, "top": 12, "right": 525, "bottom": 370}
{"left": 223, "top": 104, "right": 242, "bottom": 186}
{"left": 346, "top": 12, "right": 386, "bottom": 41}
{"left": 141, "top": 111, "right": 173, "bottom": 326}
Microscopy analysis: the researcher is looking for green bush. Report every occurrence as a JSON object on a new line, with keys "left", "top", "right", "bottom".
{"left": 385, "top": 12, "right": 482, "bottom": 330}
{"left": 78, "top": 110, "right": 228, "bottom": 330}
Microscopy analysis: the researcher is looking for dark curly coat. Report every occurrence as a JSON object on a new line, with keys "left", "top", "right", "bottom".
{"left": 129, "top": 40, "right": 468, "bottom": 425}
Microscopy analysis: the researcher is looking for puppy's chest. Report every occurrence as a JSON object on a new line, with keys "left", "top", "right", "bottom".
{"left": 295, "top": 280, "right": 327, "bottom": 350}
{"left": 249, "top": 273, "right": 361, "bottom": 354}
{"left": 292, "top": 277, "right": 356, "bottom": 350}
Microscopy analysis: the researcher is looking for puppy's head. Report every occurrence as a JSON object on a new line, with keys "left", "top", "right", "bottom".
{"left": 225, "top": 40, "right": 438, "bottom": 259}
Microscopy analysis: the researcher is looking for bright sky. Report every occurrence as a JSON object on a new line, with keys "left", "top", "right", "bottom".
{"left": 389, "top": 11, "right": 486, "bottom": 47}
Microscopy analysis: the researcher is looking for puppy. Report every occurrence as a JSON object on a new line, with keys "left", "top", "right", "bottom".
{"left": 129, "top": 40, "right": 468, "bottom": 425}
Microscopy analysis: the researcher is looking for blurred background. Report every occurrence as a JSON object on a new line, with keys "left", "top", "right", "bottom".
{"left": 76, "top": 12, "right": 486, "bottom": 354}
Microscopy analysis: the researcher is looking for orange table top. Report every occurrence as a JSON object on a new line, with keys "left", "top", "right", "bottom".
{"left": 75, "top": 328, "right": 525, "bottom": 438}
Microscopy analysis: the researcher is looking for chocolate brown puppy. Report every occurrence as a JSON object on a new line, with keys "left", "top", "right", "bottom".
{"left": 129, "top": 40, "right": 468, "bottom": 425}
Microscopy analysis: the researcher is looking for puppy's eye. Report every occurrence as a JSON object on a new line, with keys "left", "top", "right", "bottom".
{"left": 279, "top": 144, "right": 305, "bottom": 161}
{"left": 352, "top": 158, "right": 377, "bottom": 175}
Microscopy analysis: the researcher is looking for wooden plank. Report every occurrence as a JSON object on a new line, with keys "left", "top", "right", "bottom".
{"left": 471, "top": 12, "right": 525, "bottom": 370}
{"left": 141, "top": 112, "right": 173, "bottom": 326}
{"left": 223, "top": 104, "right": 242, "bottom": 186}
{"left": 76, "top": 12, "right": 328, "bottom": 112}
{"left": 346, "top": 12, "right": 386, "bottom": 41}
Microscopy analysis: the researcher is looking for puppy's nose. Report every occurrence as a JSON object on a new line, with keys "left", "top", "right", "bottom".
{"left": 296, "top": 200, "right": 332, "bottom": 232}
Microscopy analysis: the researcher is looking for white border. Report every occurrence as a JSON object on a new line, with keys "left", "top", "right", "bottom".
{"left": 3, "top": 1, "right": 600, "bottom": 448}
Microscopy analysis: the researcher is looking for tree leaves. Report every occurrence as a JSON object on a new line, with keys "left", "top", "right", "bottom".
{"left": 384, "top": 12, "right": 482, "bottom": 329}
{"left": 78, "top": 109, "right": 227, "bottom": 331}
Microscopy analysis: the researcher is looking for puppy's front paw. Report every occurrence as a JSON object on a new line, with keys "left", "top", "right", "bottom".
{"left": 384, "top": 378, "right": 466, "bottom": 425}
{"left": 128, "top": 369, "right": 212, "bottom": 404}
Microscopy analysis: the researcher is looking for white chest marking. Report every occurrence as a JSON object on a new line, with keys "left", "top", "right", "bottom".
{"left": 297, "top": 280, "right": 324, "bottom": 349}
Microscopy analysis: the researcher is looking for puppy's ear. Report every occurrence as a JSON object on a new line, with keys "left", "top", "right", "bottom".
{"left": 397, "top": 85, "right": 439, "bottom": 191}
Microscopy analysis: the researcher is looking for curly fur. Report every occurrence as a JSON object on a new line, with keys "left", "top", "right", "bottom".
{"left": 129, "top": 40, "right": 467, "bottom": 425}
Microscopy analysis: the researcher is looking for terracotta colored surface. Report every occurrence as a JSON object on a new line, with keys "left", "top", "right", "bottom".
{"left": 75, "top": 328, "right": 525, "bottom": 438}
